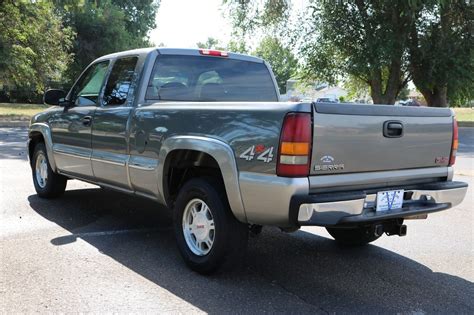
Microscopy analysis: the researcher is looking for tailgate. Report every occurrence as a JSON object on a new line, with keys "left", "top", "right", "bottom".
{"left": 311, "top": 103, "right": 454, "bottom": 175}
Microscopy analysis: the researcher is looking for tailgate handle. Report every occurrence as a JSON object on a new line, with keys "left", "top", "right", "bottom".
{"left": 383, "top": 121, "right": 403, "bottom": 138}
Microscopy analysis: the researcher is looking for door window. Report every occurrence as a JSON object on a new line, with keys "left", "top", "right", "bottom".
{"left": 103, "top": 57, "right": 138, "bottom": 106}
{"left": 71, "top": 61, "right": 109, "bottom": 106}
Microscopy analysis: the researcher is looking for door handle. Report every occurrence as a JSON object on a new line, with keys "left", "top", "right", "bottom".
{"left": 383, "top": 121, "right": 403, "bottom": 138}
{"left": 82, "top": 116, "right": 92, "bottom": 127}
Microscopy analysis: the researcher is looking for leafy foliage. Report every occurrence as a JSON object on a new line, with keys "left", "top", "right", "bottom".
{"left": 225, "top": 0, "right": 473, "bottom": 107}
{"left": 299, "top": 1, "right": 414, "bottom": 104}
{"left": 0, "top": 1, "right": 74, "bottom": 92}
{"left": 253, "top": 36, "right": 297, "bottom": 93}
{"left": 55, "top": 0, "right": 160, "bottom": 83}
{"left": 409, "top": 1, "right": 473, "bottom": 107}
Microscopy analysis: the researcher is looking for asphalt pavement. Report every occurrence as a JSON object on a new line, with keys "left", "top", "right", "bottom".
{"left": 1, "top": 127, "right": 473, "bottom": 313}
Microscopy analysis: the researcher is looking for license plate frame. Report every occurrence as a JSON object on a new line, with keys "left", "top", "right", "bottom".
{"left": 376, "top": 189, "right": 404, "bottom": 212}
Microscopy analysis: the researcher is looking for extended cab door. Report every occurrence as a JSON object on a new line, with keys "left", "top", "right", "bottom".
{"left": 91, "top": 56, "right": 139, "bottom": 189}
{"left": 49, "top": 61, "right": 109, "bottom": 179}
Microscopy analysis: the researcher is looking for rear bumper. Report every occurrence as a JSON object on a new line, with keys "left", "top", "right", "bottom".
{"left": 292, "top": 181, "right": 468, "bottom": 226}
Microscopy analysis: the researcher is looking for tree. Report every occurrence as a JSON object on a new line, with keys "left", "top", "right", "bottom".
{"left": 408, "top": 1, "right": 473, "bottom": 107}
{"left": 196, "top": 37, "right": 226, "bottom": 50}
{"left": 299, "top": 1, "right": 415, "bottom": 105}
{"left": 55, "top": 0, "right": 160, "bottom": 82}
{"left": 0, "top": 1, "right": 74, "bottom": 92}
{"left": 253, "top": 36, "right": 298, "bottom": 93}
{"left": 224, "top": 0, "right": 413, "bottom": 104}
{"left": 225, "top": 0, "right": 473, "bottom": 107}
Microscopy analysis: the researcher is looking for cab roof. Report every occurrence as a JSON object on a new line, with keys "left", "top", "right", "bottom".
{"left": 95, "top": 47, "right": 264, "bottom": 63}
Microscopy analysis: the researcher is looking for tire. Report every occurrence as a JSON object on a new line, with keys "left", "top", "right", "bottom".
{"left": 32, "top": 142, "right": 67, "bottom": 198}
{"left": 326, "top": 226, "right": 381, "bottom": 246}
{"left": 173, "top": 177, "right": 248, "bottom": 274}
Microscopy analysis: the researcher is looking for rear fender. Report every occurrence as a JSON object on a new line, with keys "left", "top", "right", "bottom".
{"left": 158, "top": 136, "right": 247, "bottom": 223}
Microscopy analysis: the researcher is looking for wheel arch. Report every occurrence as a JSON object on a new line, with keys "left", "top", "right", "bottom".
{"left": 28, "top": 123, "right": 57, "bottom": 171}
{"left": 158, "top": 136, "right": 247, "bottom": 223}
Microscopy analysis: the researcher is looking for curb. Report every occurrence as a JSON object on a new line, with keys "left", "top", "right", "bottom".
{"left": 0, "top": 121, "right": 29, "bottom": 128}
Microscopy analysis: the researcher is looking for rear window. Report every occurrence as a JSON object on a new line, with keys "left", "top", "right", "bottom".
{"left": 146, "top": 55, "right": 278, "bottom": 102}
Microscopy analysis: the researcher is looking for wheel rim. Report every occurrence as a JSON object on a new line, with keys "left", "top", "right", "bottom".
{"left": 35, "top": 152, "right": 48, "bottom": 188}
{"left": 182, "top": 198, "right": 215, "bottom": 256}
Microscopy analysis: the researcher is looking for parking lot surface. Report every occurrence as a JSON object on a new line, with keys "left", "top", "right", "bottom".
{"left": 1, "top": 127, "right": 473, "bottom": 313}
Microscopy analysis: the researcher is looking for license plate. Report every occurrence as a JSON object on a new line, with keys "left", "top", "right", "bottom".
{"left": 376, "top": 190, "right": 404, "bottom": 212}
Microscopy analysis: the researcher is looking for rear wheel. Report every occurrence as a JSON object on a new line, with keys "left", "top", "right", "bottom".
{"left": 326, "top": 226, "right": 381, "bottom": 246}
{"left": 173, "top": 178, "right": 248, "bottom": 274}
{"left": 32, "top": 142, "right": 67, "bottom": 198}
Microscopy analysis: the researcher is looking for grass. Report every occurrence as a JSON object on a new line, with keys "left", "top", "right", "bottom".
{"left": 0, "top": 103, "right": 48, "bottom": 121}
{"left": 453, "top": 108, "right": 474, "bottom": 123}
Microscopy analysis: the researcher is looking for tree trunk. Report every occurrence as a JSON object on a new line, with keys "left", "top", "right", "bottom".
{"left": 419, "top": 86, "right": 448, "bottom": 107}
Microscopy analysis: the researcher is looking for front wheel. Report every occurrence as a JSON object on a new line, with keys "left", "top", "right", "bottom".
{"left": 173, "top": 178, "right": 248, "bottom": 274}
{"left": 32, "top": 142, "right": 67, "bottom": 198}
{"left": 326, "top": 226, "right": 381, "bottom": 246}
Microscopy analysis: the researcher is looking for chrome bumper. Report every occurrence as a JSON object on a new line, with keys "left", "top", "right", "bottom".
{"left": 296, "top": 182, "right": 468, "bottom": 226}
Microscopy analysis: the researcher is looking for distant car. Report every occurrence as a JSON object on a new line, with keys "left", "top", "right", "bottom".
{"left": 316, "top": 97, "right": 338, "bottom": 103}
{"left": 399, "top": 99, "right": 421, "bottom": 107}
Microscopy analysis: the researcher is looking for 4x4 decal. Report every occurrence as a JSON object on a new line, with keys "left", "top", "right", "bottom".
{"left": 239, "top": 145, "right": 274, "bottom": 163}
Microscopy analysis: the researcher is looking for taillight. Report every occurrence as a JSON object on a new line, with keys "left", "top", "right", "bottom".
{"left": 276, "top": 113, "right": 312, "bottom": 177}
{"left": 449, "top": 117, "right": 458, "bottom": 166}
{"left": 199, "top": 49, "right": 228, "bottom": 57}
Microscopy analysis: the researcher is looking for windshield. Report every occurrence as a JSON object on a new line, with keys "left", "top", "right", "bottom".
{"left": 146, "top": 55, "right": 278, "bottom": 102}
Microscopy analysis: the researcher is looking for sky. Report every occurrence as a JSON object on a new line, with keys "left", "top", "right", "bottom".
{"left": 149, "top": 0, "right": 232, "bottom": 48}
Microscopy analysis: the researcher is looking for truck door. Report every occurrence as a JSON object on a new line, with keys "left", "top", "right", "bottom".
{"left": 49, "top": 61, "right": 110, "bottom": 179}
{"left": 91, "top": 56, "right": 139, "bottom": 189}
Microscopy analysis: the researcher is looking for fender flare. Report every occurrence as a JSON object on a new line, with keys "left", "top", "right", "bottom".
{"left": 29, "top": 123, "right": 57, "bottom": 172}
{"left": 157, "top": 135, "right": 247, "bottom": 223}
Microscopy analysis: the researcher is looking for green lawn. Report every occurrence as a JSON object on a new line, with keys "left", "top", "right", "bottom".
{"left": 453, "top": 108, "right": 474, "bottom": 123}
{"left": 0, "top": 103, "right": 48, "bottom": 121}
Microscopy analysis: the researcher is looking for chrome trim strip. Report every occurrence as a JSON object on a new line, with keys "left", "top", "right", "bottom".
{"left": 54, "top": 151, "right": 90, "bottom": 160}
{"left": 91, "top": 150, "right": 128, "bottom": 166}
{"left": 129, "top": 156, "right": 158, "bottom": 171}
{"left": 90, "top": 157, "right": 125, "bottom": 166}
{"left": 53, "top": 143, "right": 91, "bottom": 160}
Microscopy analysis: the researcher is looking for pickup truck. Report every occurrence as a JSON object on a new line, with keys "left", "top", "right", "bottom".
{"left": 28, "top": 48, "right": 468, "bottom": 274}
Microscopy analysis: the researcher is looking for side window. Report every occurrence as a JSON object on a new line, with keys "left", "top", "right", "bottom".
{"left": 103, "top": 57, "right": 138, "bottom": 106}
{"left": 71, "top": 61, "right": 109, "bottom": 106}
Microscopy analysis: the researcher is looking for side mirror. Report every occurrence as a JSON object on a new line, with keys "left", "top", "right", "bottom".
{"left": 43, "top": 89, "right": 66, "bottom": 106}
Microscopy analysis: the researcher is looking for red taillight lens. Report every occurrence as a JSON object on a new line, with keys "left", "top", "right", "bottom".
{"left": 277, "top": 113, "right": 312, "bottom": 177}
{"left": 199, "top": 49, "right": 228, "bottom": 57}
{"left": 449, "top": 117, "right": 459, "bottom": 166}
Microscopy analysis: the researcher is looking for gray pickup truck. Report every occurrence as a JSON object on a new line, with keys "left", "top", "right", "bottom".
{"left": 28, "top": 48, "right": 467, "bottom": 274}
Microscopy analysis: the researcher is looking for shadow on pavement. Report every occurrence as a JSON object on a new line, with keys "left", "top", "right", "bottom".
{"left": 28, "top": 188, "right": 474, "bottom": 314}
